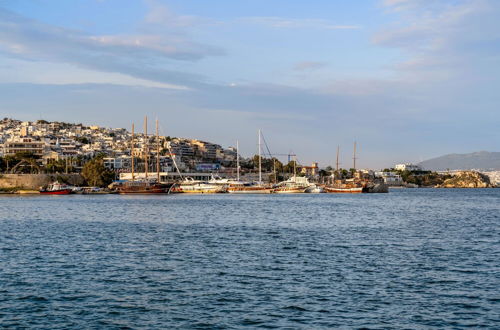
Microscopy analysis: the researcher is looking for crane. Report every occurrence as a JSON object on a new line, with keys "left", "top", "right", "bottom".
{"left": 267, "top": 153, "right": 297, "bottom": 163}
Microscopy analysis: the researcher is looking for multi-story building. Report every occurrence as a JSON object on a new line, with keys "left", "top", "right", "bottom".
{"left": 3, "top": 137, "right": 45, "bottom": 156}
{"left": 375, "top": 171, "right": 404, "bottom": 185}
{"left": 395, "top": 163, "right": 422, "bottom": 171}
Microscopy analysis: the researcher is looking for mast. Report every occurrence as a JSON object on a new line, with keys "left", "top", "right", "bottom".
{"left": 353, "top": 141, "right": 357, "bottom": 170}
{"left": 293, "top": 155, "right": 297, "bottom": 177}
{"left": 156, "top": 119, "right": 160, "bottom": 183}
{"left": 336, "top": 145, "right": 340, "bottom": 171}
{"left": 144, "top": 116, "right": 148, "bottom": 180}
{"left": 131, "top": 123, "right": 135, "bottom": 181}
{"left": 258, "top": 129, "right": 262, "bottom": 184}
{"left": 236, "top": 140, "right": 240, "bottom": 181}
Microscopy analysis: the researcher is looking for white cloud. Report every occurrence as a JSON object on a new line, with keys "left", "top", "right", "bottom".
{"left": 237, "top": 17, "right": 361, "bottom": 30}
{"left": 0, "top": 7, "right": 223, "bottom": 87}
{"left": 0, "top": 58, "right": 189, "bottom": 90}
{"left": 374, "top": 0, "right": 500, "bottom": 80}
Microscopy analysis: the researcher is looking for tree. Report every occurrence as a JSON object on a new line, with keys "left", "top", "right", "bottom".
{"left": 251, "top": 155, "right": 281, "bottom": 172}
{"left": 82, "top": 157, "right": 115, "bottom": 187}
{"left": 75, "top": 136, "right": 90, "bottom": 144}
{"left": 45, "top": 159, "right": 66, "bottom": 173}
{"left": 319, "top": 169, "right": 330, "bottom": 177}
{"left": 283, "top": 160, "right": 298, "bottom": 174}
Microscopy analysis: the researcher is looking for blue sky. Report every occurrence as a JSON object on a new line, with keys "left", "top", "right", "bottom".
{"left": 0, "top": 0, "right": 499, "bottom": 168}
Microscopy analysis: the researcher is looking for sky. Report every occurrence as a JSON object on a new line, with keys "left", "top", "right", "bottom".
{"left": 0, "top": 0, "right": 499, "bottom": 169}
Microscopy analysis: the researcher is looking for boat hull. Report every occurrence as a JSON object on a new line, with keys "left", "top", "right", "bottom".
{"left": 177, "top": 189, "right": 224, "bottom": 194}
{"left": 39, "top": 189, "right": 73, "bottom": 195}
{"left": 324, "top": 187, "right": 363, "bottom": 194}
{"left": 273, "top": 188, "right": 306, "bottom": 194}
{"left": 115, "top": 182, "right": 175, "bottom": 194}
{"left": 227, "top": 187, "right": 274, "bottom": 194}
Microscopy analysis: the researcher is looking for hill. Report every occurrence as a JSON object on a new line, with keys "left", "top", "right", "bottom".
{"left": 418, "top": 151, "right": 500, "bottom": 171}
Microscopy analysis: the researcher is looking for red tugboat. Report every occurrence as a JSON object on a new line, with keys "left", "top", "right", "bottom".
{"left": 40, "top": 181, "right": 73, "bottom": 195}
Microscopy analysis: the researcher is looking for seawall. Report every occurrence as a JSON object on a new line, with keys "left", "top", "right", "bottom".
{"left": 0, "top": 174, "right": 85, "bottom": 190}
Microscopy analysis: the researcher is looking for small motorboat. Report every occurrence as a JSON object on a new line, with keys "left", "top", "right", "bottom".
{"left": 40, "top": 181, "right": 73, "bottom": 195}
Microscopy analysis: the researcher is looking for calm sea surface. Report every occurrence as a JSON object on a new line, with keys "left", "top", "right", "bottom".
{"left": 1, "top": 189, "right": 499, "bottom": 329}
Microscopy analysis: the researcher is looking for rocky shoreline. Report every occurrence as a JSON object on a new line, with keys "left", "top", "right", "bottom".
{"left": 436, "top": 171, "right": 493, "bottom": 188}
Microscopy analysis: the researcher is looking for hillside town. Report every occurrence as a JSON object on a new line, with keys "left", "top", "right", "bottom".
{"left": 0, "top": 118, "right": 239, "bottom": 174}
{"left": 0, "top": 118, "right": 499, "bottom": 190}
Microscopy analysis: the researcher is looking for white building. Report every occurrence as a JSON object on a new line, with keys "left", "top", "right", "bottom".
{"left": 375, "top": 171, "right": 404, "bottom": 186}
{"left": 395, "top": 163, "right": 422, "bottom": 171}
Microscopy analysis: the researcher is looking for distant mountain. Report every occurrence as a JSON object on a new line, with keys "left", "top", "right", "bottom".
{"left": 418, "top": 151, "right": 500, "bottom": 171}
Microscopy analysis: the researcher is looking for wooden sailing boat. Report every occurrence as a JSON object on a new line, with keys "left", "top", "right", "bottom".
{"left": 324, "top": 143, "right": 363, "bottom": 193}
{"left": 114, "top": 117, "right": 175, "bottom": 194}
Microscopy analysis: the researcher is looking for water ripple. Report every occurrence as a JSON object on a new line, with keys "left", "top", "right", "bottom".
{"left": 0, "top": 189, "right": 499, "bottom": 328}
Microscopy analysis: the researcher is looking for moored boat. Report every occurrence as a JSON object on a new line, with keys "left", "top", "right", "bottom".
{"left": 113, "top": 180, "right": 174, "bottom": 194}
{"left": 114, "top": 118, "right": 175, "bottom": 194}
{"left": 324, "top": 186, "right": 363, "bottom": 193}
{"left": 227, "top": 182, "right": 274, "bottom": 194}
{"left": 40, "top": 181, "right": 73, "bottom": 195}
{"left": 273, "top": 176, "right": 312, "bottom": 194}
{"left": 324, "top": 179, "right": 363, "bottom": 194}
{"left": 304, "top": 185, "right": 324, "bottom": 193}
{"left": 173, "top": 178, "right": 226, "bottom": 193}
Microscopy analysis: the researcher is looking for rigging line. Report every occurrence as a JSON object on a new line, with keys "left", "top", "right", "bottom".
{"left": 157, "top": 122, "right": 184, "bottom": 180}
{"left": 260, "top": 131, "right": 274, "bottom": 159}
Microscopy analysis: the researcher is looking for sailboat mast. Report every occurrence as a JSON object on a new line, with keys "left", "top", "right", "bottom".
{"left": 156, "top": 119, "right": 160, "bottom": 183}
{"left": 336, "top": 145, "right": 340, "bottom": 171}
{"left": 293, "top": 155, "right": 297, "bottom": 177}
{"left": 353, "top": 141, "right": 357, "bottom": 170}
{"left": 258, "top": 129, "right": 262, "bottom": 183}
{"left": 144, "top": 116, "right": 148, "bottom": 180}
{"left": 131, "top": 123, "right": 135, "bottom": 181}
{"left": 236, "top": 140, "right": 240, "bottom": 181}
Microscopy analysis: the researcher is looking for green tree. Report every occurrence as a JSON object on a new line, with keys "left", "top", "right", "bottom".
{"left": 82, "top": 157, "right": 115, "bottom": 187}
{"left": 251, "top": 155, "right": 281, "bottom": 172}
{"left": 75, "top": 136, "right": 90, "bottom": 144}
{"left": 319, "top": 169, "right": 330, "bottom": 177}
{"left": 45, "top": 159, "right": 66, "bottom": 173}
{"left": 283, "top": 160, "right": 298, "bottom": 174}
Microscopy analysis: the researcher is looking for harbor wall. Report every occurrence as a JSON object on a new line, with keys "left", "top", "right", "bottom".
{"left": 0, "top": 174, "right": 85, "bottom": 190}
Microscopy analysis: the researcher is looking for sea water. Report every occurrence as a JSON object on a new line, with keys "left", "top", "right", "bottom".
{"left": 1, "top": 189, "right": 499, "bottom": 328}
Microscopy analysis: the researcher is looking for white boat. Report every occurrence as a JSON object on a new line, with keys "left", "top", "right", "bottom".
{"left": 225, "top": 134, "right": 274, "bottom": 194}
{"left": 174, "top": 178, "right": 226, "bottom": 193}
{"left": 304, "top": 185, "right": 324, "bottom": 193}
{"left": 273, "top": 176, "right": 313, "bottom": 194}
